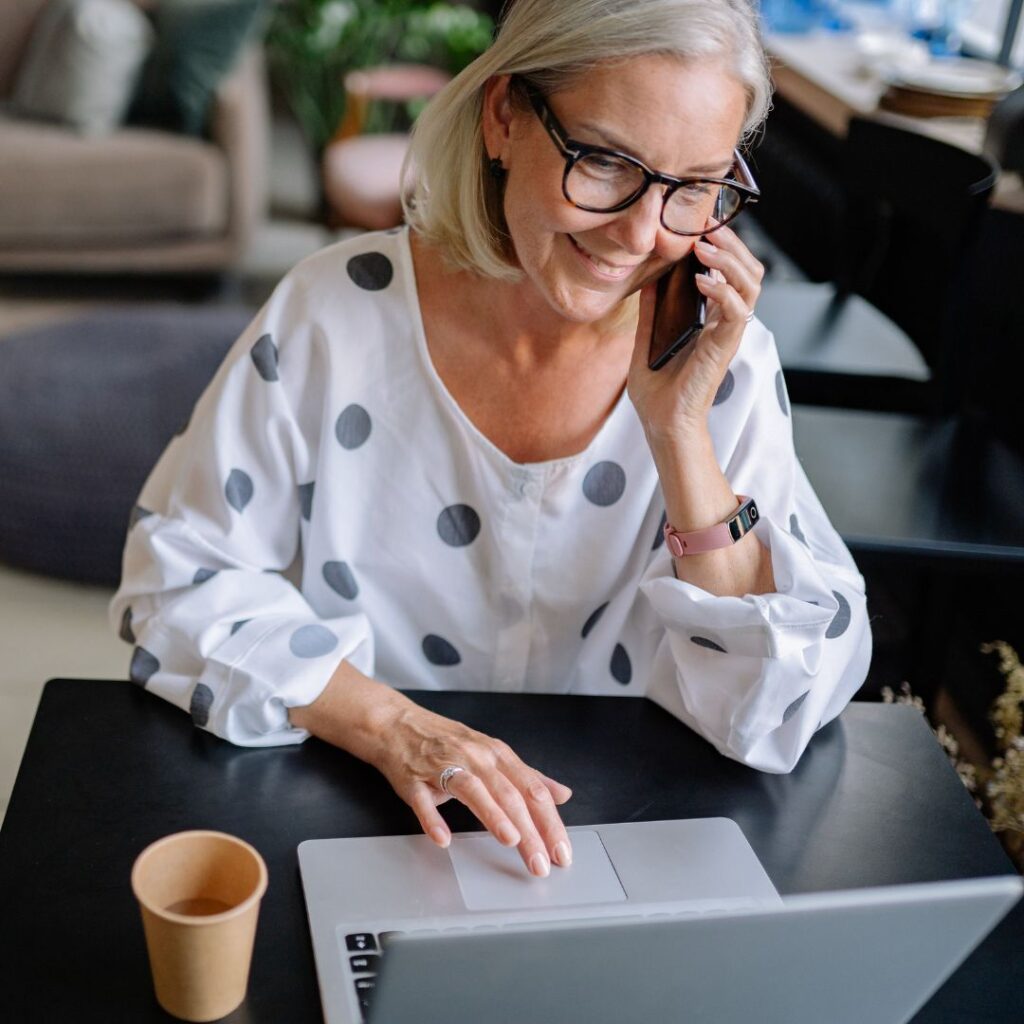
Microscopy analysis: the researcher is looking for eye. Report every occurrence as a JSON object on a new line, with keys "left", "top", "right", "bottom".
{"left": 576, "top": 152, "right": 637, "bottom": 178}
{"left": 670, "top": 182, "right": 717, "bottom": 207}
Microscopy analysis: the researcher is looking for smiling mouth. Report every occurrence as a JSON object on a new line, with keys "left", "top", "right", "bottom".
{"left": 568, "top": 235, "right": 644, "bottom": 278}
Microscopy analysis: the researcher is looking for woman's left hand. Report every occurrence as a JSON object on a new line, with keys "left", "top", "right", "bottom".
{"left": 627, "top": 222, "right": 764, "bottom": 446}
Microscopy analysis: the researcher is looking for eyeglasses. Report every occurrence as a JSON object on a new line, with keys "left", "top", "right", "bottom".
{"left": 520, "top": 81, "right": 760, "bottom": 236}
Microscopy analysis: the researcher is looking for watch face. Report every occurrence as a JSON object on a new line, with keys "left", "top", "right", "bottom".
{"left": 729, "top": 499, "right": 757, "bottom": 541}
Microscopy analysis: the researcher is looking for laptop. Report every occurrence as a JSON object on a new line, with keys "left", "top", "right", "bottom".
{"left": 298, "top": 817, "right": 1022, "bottom": 1024}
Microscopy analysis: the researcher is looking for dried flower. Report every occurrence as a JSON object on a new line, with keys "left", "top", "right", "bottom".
{"left": 883, "top": 682, "right": 979, "bottom": 801}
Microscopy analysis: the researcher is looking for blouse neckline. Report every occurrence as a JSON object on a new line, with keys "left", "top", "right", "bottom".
{"left": 395, "top": 225, "right": 633, "bottom": 476}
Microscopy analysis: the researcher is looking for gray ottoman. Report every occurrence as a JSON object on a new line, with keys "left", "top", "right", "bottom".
{"left": 0, "top": 304, "right": 253, "bottom": 586}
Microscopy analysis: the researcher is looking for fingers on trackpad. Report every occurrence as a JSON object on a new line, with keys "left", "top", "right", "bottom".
{"left": 447, "top": 831, "right": 626, "bottom": 911}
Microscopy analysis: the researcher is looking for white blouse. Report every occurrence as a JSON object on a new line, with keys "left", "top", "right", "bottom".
{"left": 110, "top": 227, "right": 871, "bottom": 773}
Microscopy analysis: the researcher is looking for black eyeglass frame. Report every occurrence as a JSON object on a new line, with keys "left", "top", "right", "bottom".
{"left": 519, "top": 80, "right": 760, "bottom": 236}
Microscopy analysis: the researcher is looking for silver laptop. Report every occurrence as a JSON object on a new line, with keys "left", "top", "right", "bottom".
{"left": 298, "top": 818, "right": 1022, "bottom": 1024}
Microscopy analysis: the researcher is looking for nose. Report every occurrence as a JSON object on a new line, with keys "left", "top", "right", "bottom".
{"left": 606, "top": 185, "right": 669, "bottom": 258}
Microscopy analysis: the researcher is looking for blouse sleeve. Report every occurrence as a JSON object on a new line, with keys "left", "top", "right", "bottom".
{"left": 637, "top": 324, "right": 872, "bottom": 773}
{"left": 108, "top": 280, "right": 374, "bottom": 747}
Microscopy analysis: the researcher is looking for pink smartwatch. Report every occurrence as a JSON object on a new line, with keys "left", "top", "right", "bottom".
{"left": 663, "top": 495, "right": 759, "bottom": 557}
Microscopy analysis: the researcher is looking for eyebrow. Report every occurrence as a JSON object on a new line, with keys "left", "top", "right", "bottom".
{"left": 574, "top": 118, "right": 734, "bottom": 176}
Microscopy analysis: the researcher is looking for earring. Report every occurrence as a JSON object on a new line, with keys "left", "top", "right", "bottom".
{"left": 488, "top": 157, "right": 507, "bottom": 181}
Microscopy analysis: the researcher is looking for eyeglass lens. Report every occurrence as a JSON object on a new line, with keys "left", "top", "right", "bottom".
{"left": 567, "top": 153, "right": 744, "bottom": 233}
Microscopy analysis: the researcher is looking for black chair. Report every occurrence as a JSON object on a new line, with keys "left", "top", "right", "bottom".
{"left": 756, "top": 116, "right": 998, "bottom": 415}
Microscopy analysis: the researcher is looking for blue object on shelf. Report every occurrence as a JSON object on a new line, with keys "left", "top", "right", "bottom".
{"left": 760, "top": 0, "right": 824, "bottom": 34}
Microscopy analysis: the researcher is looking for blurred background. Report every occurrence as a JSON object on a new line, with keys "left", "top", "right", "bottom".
{"left": 0, "top": 0, "right": 1022, "bottom": 851}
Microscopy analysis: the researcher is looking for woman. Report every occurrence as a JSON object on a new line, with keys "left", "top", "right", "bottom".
{"left": 111, "top": 0, "right": 871, "bottom": 880}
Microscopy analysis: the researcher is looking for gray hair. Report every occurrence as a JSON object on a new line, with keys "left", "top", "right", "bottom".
{"left": 402, "top": 0, "right": 772, "bottom": 281}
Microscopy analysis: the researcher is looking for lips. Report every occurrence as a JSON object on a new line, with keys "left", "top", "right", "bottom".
{"left": 568, "top": 235, "right": 643, "bottom": 279}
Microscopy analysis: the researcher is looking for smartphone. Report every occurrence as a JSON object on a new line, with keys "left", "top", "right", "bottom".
{"left": 647, "top": 252, "right": 710, "bottom": 371}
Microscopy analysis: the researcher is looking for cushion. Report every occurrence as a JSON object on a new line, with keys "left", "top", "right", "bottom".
{"left": 0, "top": 111, "right": 228, "bottom": 246}
{"left": 129, "top": 0, "right": 265, "bottom": 136}
{"left": 0, "top": 306, "right": 252, "bottom": 586}
{"left": 11, "top": 0, "right": 154, "bottom": 135}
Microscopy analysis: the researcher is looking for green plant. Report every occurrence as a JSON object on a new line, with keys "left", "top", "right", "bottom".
{"left": 266, "top": 0, "right": 493, "bottom": 156}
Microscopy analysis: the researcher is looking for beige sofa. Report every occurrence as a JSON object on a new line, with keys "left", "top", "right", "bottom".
{"left": 0, "top": 0, "right": 269, "bottom": 273}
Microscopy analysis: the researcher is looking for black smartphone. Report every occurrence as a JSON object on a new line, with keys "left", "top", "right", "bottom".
{"left": 647, "top": 252, "right": 710, "bottom": 371}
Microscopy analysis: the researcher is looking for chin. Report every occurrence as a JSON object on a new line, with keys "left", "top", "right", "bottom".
{"left": 550, "top": 266, "right": 651, "bottom": 325}
{"left": 548, "top": 285, "right": 621, "bottom": 324}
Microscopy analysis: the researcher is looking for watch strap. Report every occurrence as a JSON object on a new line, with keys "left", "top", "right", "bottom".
{"left": 663, "top": 495, "right": 759, "bottom": 556}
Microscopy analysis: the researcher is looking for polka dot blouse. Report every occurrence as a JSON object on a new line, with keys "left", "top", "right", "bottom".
{"left": 110, "top": 227, "right": 871, "bottom": 773}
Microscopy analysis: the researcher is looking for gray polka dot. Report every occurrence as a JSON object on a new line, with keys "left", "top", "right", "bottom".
{"left": 323, "top": 560, "right": 359, "bottom": 600}
{"left": 783, "top": 691, "right": 808, "bottom": 723}
{"left": 347, "top": 251, "right": 394, "bottom": 290}
{"left": 190, "top": 683, "right": 214, "bottom": 727}
{"left": 129, "top": 647, "right": 159, "bottom": 687}
{"left": 610, "top": 643, "right": 632, "bottom": 685}
{"left": 437, "top": 504, "right": 481, "bottom": 547}
{"left": 653, "top": 510, "right": 667, "bottom": 550}
{"left": 423, "top": 634, "right": 461, "bottom": 666}
{"left": 775, "top": 369, "right": 790, "bottom": 417}
{"left": 289, "top": 624, "right": 339, "bottom": 658}
{"left": 335, "top": 404, "right": 372, "bottom": 450}
{"left": 193, "top": 568, "right": 218, "bottom": 585}
{"left": 690, "top": 636, "right": 727, "bottom": 653}
{"left": 582, "top": 602, "right": 608, "bottom": 638}
{"left": 826, "top": 591, "right": 852, "bottom": 639}
{"left": 129, "top": 505, "right": 153, "bottom": 530}
{"left": 713, "top": 369, "right": 735, "bottom": 406}
{"left": 583, "top": 461, "right": 626, "bottom": 507}
{"left": 225, "top": 469, "right": 254, "bottom": 512}
{"left": 230, "top": 619, "right": 250, "bottom": 636}
{"left": 119, "top": 607, "right": 135, "bottom": 644}
{"left": 250, "top": 333, "right": 279, "bottom": 382}
{"left": 298, "top": 481, "right": 315, "bottom": 522}
{"left": 790, "top": 514, "right": 808, "bottom": 545}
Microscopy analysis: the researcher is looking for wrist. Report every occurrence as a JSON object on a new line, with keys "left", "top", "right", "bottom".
{"left": 645, "top": 417, "right": 713, "bottom": 468}
{"left": 289, "top": 660, "right": 410, "bottom": 768}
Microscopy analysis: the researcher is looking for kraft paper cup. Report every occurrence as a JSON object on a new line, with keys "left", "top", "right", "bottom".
{"left": 131, "top": 830, "right": 268, "bottom": 1022}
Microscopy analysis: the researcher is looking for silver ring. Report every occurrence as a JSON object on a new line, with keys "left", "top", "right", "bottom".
{"left": 744, "top": 309, "right": 755, "bottom": 323}
{"left": 438, "top": 765, "right": 466, "bottom": 795}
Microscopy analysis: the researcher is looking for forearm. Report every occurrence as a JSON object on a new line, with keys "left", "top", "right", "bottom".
{"left": 288, "top": 659, "right": 409, "bottom": 766}
{"left": 649, "top": 424, "right": 775, "bottom": 598}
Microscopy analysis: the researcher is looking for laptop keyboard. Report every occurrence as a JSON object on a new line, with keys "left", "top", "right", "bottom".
{"left": 345, "top": 932, "right": 404, "bottom": 1019}
{"left": 341, "top": 903, "right": 770, "bottom": 1019}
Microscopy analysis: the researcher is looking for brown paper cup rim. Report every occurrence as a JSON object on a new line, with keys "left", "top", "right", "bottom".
{"left": 131, "top": 830, "right": 268, "bottom": 926}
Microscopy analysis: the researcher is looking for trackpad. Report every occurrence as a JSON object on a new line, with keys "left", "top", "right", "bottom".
{"left": 448, "top": 830, "right": 627, "bottom": 911}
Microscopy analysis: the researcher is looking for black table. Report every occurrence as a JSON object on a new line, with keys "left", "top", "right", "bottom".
{"left": 0, "top": 680, "right": 1020, "bottom": 1023}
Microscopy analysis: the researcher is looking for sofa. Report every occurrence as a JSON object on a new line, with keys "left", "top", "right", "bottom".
{"left": 0, "top": 0, "right": 269, "bottom": 273}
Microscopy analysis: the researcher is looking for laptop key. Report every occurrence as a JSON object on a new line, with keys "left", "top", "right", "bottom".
{"left": 349, "top": 953, "right": 380, "bottom": 974}
{"left": 354, "top": 977, "right": 376, "bottom": 997}
{"left": 345, "top": 933, "right": 378, "bottom": 952}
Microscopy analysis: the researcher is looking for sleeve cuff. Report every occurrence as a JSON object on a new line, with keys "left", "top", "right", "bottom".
{"left": 198, "top": 612, "right": 375, "bottom": 747}
{"left": 640, "top": 516, "right": 844, "bottom": 659}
